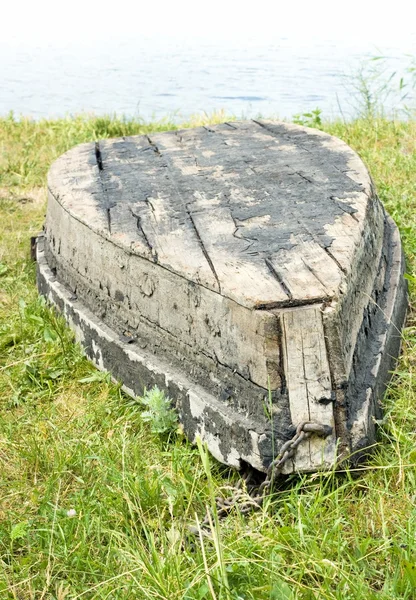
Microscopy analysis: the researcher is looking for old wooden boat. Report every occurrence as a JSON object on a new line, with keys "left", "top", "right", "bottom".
{"left": 36, "top": 120, "right": 407, "bottom": 473}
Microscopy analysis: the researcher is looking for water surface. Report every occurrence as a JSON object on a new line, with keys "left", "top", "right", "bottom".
{"left": 0, "top": 35, "right": 413, "bottom": 121}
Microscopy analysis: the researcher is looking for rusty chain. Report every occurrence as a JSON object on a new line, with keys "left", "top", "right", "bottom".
{"left": 190, "top": 421, "right": 332, "bottom": 534}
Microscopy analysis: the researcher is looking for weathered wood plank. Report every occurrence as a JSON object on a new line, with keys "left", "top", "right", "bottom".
{"left": 48, "top": 142, "right": 109, "bottom": 236}
{"left": 267, "top": 239, "right": 342, "bottom": 301}
{"left": 98, "top": 136, "right": 221, "bottom": 291}
{"left": 147, "top": 129, "right": 290, "bottom": 306}
{"left": 281, "top": 306, "right": 337, "bottom": 471}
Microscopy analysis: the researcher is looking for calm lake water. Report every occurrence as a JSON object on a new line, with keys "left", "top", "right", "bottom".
{"left": 0, "top": 35, "right": 414, "bottom": 122}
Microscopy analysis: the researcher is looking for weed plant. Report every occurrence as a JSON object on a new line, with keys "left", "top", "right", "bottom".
{"left": 0, "top": 108, "right": 415, "bottom": 598}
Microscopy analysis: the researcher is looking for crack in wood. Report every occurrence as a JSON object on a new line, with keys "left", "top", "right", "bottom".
{"left": 146, "top": 135, "right": 161, "bottom": 155}
{"left": 94, "top": 142, "right": 104, "bottom": 171}
{"left": 321, "top": 312, "right": 349, "bottom": 451}
{"left": 253, "top": 120, "right": 318, "bottom": 161}
{"left": 106, "top": 208, "right": 112, "bottom": 234}
{"left": 295, "top": 171, "right": 315, "bottom": 185}
{"left": 252, "top": 119, "right": 318, "bottom": 157}
{"left": 301, "top": 257, "right": 329, "bottom": 290}
{"left": 94, "top": 141, "right": 113, "bottom": 233}
{"left": 264, "top": 257, "right": 293, "bottom": 301}
{"left": 256, "top": 297, "right": 329, "bottom": 310}
{"left": 129, "top": 207, "right": 157, "bottom": 261}
{"left": 294, "top": 217, "right": 347, "bottom": 276}
{"left": 244, "top": 160, "right": 258, "bottom": 175}
{"left": 323, "top": 246, "right": 347, "bottom": 275}
{"left": 284, "top": 164, "right": 317, "bottom": 186}
{"left": 252, "top": 119, "right": 292, "bottom": 141}
{"left": 145, "top": 196, "right": 155, "bottom": 212}
{"left": 300, "top": 335, "right": 311, "bottom": 421}
{"left": 229, "top": 212, "right": 260, "bottom": 248}
{"left": 330, "top": 196, "right": 359, "bottom": 222}
{"left": 297, "top": 144, "right": 312, "bottom": 154}
{"left": 200, "top": 347, "right": 253, "bottom": 385}
{"left": 332, "top": 164, "right": 354, "bottom": 174}
{"left": 186, "top": 204, "right": 222, "bottom": 293}
{"left": 229, "top": 211, "right": 241, "bottom": 239}
{"left": 300, "top": 333, "right": 314, "bottom": 463}
{"left": 252, "top": 119, "right": 270, "bottom": 131}
{"left": 276, "top": 317, "right": 287, "bottom": 396}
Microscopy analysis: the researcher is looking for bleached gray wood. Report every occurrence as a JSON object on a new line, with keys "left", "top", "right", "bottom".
{"left": 41, "top": 120, "right": 407, "bottom": 473}
{"left": 281, "top": 306, "right": 336, "bottom": 472}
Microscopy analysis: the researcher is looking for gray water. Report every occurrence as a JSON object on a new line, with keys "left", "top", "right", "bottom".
{"left": 0, "top": 35, "right": 414, "bottom": 121}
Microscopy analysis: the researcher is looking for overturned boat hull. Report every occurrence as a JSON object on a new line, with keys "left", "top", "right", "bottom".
{"left": 37, "top": 120, "right": 407, "bottom": 473}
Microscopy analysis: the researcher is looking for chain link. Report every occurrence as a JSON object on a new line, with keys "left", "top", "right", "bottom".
{"left": 192, "top": 421, "right": 333, "bottom": 533}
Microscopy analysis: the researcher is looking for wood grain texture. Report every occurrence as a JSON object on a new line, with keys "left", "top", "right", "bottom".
{"left": 48, "top": 120, "right": 380, "bottom": 311}
{"left": 281, "top": 306, "right": 337, "bottom": 471}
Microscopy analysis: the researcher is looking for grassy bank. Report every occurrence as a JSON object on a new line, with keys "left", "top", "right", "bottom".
{"left": 0, "top": 113, "right": 415, "bottom": 599}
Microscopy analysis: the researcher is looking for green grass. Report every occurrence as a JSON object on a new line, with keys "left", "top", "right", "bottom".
{"left": 0, "top": 112, "right": 415, "bottom": 599}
